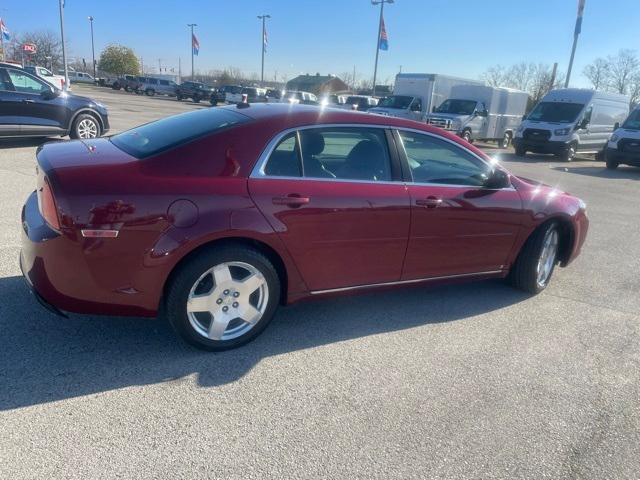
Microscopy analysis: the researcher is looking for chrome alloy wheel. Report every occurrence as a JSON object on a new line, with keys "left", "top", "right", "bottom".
{"left": 77, "top": 118, "right": 98, "bottom": 138}
{"left": 536, "top": 228, "right": 559, "bottom": 287}
{"left": 186, "top": 262, "right": 268, "bottom": 341}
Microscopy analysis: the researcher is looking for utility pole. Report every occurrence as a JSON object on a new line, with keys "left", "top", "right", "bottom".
{"left": 257, "top": 14, "right": 271, "bottom": 86}
{"left": 158, "top": 58, "right": 162, "bottom": 73}
{"left": 188, "top": 23, "right": 197, "bottom": 79}
{"left": 58, "top": 0, "right": 69, "bottom": 90}
{"left": 565, "top": 0, "right": 586, "bottom": 88}
{"left": 371, "top": 0, "right": 393, "bottom": 97}
{"left": 88, "top": 16, "right": 96, "bottom": 79}
{"left": 178, "top": 57, "right": 182, "bottom": 83}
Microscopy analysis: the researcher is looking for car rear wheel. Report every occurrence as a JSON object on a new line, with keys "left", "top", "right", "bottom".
{"left": 192, "top": 95, "right": 201, "bottom": 103}
{"left": 70, "top": 114, "right": 101, "bottom": 139}
{"left": 146, "top": 88, "right": 155, "bottom": 96}
{"left": 514, "top": 145, "right": 526, "bottom": 157}
{"left": 165, "top": 246, "right": 281, "bottom": 351}
{"left": 176, "top": 94, "right": 183, "bottom": 101}
{"left": 509, "top": 222, "right": 560, "bottom": 294}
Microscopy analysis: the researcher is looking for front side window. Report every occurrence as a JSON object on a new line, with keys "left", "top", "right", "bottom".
{"left": 7, "top": 69, "right": 49, "bottom": 94}
{"left": 399, "top": 131, "right": 491, "bottom": 186}
{"left": 623, "top": 109, "right": 640, "bottom": 130}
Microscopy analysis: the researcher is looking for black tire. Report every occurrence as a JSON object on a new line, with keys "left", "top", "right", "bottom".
{"left": 124, "top": 85, "right": 131, "bottom": 92}
{"left": 69, "top": 113, "right": 101, "bottom": 140}
{"left": 146, "top": 88, "right": 155, "bottom": 96}
{"left": 461, "top": 129, "right": 472, "bottom": 143}
{"left": 606, "top": 157, "right": 619, "bottom": 170}
{"left": 192, "top": 95, "right": 201, "bottom": 103}
{"left": 176, "top": 94, "right": 183, "bottom": 101}
{"left": 164, "top": 246, "right": 281, "bottom": 351}
{"left": 509, "top": 222, "right": 560, "bottom": 294}
{"left": 112, "top": 83, "right": 121, "bottom": 90}
{"left": 500, "top": 132, "right": 512, "bottom": 149}
{"left": 560, "top": 143, "right": 576, "bottom": 162}
{"left": 515, "top": 145, "right": 526, "bottom": 157}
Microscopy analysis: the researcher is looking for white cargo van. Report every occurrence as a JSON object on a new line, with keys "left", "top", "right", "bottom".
{"left": 605, "top": 106, "right": 640, "bottom": 170}
{"left": 424, "top": 85, "right": 528, "bottom": 147}
{"left": 513, "top": 89, "right": 629, "bottom": 161}
{"left": 368, "top": 73, "right": 483, "bottom": 121}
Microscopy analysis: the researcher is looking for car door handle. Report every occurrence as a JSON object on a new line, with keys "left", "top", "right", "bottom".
{"left": 416, "top": 196, "right": 443, "bottom": 208}
{"left": 272, "top": 195, "right": 310, "bottom": 207}
{"left": 21, "top": 99, "right": 36, "bottom": 104}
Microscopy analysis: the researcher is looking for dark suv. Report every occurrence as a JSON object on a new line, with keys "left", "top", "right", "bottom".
{"left": 175, "top": 81, "right": 214, "bottom": 103}
{"left": 0, "top": 63, "right": 109, "bottom": 139}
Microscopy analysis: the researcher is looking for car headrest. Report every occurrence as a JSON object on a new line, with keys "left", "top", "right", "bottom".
{"left": 300, "top": 131, "right": 325, "bottom": 156}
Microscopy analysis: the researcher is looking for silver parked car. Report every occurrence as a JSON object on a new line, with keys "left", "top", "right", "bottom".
{"left": 139, "top": 77, "right": 178, "bottom": 96}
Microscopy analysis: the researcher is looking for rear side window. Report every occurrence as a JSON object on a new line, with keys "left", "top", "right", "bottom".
{"left": 264, "top": 133, "right": 302, "bottom": 177}
{"left": 110, "top": 108, "right": 249, "bottom": 159}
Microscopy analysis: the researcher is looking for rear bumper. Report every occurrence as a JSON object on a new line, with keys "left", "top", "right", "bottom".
{"left": 20, "top": 191, "right": 155, "bottom": 317}
{"left": 606, "top": 147, "right": 640, "bottom": 166}
{"left": 513, "top": 137, "right": 570, "bottom": 154}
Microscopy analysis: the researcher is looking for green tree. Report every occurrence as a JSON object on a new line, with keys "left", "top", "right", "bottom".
{"left": 98, "top": 44, "right": 139, "bottom": 75}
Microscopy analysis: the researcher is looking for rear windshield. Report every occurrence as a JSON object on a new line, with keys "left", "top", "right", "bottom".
{"left": 528, "top": 102, "right": 584, "bottom": 123}
{"left": 110, "top": 108, "right": 249, "bottom": 159}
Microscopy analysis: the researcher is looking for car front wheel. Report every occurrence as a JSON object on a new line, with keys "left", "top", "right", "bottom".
{"left": 70, "top": 114, "right": 101, "bottom": 139}
{"left": 165, "top": 246, "right": 281, "bottom": 351}
{"left": 509, "top": 222, "right": 560, "bottom": 294}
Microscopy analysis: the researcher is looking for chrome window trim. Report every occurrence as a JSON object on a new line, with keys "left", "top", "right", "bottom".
{"left": 310, "top": 270, "right": 504, "bottom": 295}
{"left": 250, "top": 123, "right": 514, "bottom": 191}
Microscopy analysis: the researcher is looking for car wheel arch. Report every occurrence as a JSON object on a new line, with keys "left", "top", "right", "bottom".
{"left": 161, "top": 236, "right": 290, "bottom": 310}
{"left": 514, "top": 216, "right": 575, "bottom": 269}
{"left": 68, "top": 108, "right": 104, "bottom": 134}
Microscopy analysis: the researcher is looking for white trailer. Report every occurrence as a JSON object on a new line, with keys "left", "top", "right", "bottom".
{"left": 368, "top": 73, "right": 484, "bottom": 121}
{"left": 425, "top": 85, "right": 529, "bottom": 147}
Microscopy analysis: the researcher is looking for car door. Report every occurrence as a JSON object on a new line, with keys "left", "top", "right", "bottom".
{"left": 575, "top": 105, "right": 594, "bottom": 151}
{"left": 3, "top": 68, "right": 66, "bottom": 135}
{"left": 0, "top": 68, "right": 22, "bottom": 136}
{"left": 248, "top": 126, "right": 411, "bottom": 292}
{"left": 396, "top": 129, "right": 523, "bottom": 280}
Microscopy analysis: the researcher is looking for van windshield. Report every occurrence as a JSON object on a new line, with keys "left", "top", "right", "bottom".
{"left": 622, "top": 109, "right": 640, "bottom": 130}
{"left": 528, "top": 102, "right": 584, "bottom": 123}
{"left": 377, "top": 95, "right": 413, "bottom": 109}
{"left": 110, "top": 108, "right": 249, "bottom": 159}
{"left": 435, "top": 99, "right": 477, "bottom": 115}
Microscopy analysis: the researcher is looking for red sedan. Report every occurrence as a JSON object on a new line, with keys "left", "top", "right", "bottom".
{"left": 20, "top": 104, "right": 588, "bottom": 350}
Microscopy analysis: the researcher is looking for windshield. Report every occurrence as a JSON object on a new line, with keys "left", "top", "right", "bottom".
{"left": 377, "top": 95, "right": 413, "bottom": 109}
{"left": 110, "top": 108, "right": 249, "bottom": 159}
{"left": 622, "top": 109, "right": 640, "bottom": 130}
{"left": 527, "top": 102, "right": 584, "bottom": 123}
{"left": 435, "top": 99, "right": 477, "bottom": 115}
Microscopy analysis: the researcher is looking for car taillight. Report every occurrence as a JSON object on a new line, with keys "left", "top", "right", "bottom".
{"left": 38, "top": 177, "right": 61, "bottom": 230}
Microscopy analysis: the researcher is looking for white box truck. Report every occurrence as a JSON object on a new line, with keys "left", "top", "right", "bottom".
{"left": 368, "top": 73, "right": 483, "bottom": 121}
{"left": 513, "top": 88, "right": 629, "bottom": 161}
{"left": 424, "top": 85, "right": 529, "bottom": 147}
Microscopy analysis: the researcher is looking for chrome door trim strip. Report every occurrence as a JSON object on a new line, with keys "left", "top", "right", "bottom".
{"left": 309, "top": 270, "right": 503, "bottom": 295}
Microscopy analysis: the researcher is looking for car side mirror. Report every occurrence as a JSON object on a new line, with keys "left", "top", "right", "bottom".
{"left": 41, "top": 87, "right": 59, "bottom": 100}
{"left": 476, "top": 110, "right": 488, "bottom": 117}
{"left": 484, "top": 169, "right": 510, "bottom": 189}
{"left": 614, "top": 122, "right": 620, "bottom": 130}
{"left": 577, "top": 118, "right": 589, "bottom": 130}
{"left": 522, "top": 115, "right": 527, "bottom": 121}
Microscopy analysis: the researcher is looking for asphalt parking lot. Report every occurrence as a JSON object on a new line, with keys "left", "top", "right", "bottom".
{"left": 1, "top": 85, "right": 639, "bottom": 479}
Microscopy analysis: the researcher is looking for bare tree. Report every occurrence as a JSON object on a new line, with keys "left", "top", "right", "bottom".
{"left": 482, "top": 65, "right": 507, "bottom": 87}
{"left": 14, "top": 30, "right": 63, "bottom": 69}
{"left": 583, "top": 58, "right": 609, "bottom": 90}
{"left": 608, "top": 49, "right": 640, "bottom": 95}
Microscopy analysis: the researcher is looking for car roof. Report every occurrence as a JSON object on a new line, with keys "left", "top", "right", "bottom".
{"left": 220, "top": 103, "right": 444, "bottom": 133}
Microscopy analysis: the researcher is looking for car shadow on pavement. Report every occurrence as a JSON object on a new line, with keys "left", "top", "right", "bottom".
{"left": 551, "top": 165, "right": 640, "bottom": 180}
{"left": 0, "top": 275, "right": 529, "bottom": 411}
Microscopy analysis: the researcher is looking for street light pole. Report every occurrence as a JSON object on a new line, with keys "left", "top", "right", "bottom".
{"left": 371, "top": 0, "right": 393, "bottom": 97}
{"left": 58, "top": 0, "right": 69, "bottom": 90}
{"left": 187, "top": 24, "right": 197, "bottom": 79}
{"left": 257, "top": 15, "right": 270, "bottom": 86}
{"left": 88, "top": 16, "right": 96, "bottom": 79}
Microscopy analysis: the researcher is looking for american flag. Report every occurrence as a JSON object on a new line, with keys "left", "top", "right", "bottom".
{"left": 192, "top": 33, "right": 200, "bottom": 56}
{"left": 379, "top": 16, "right": 388, "bottom": 51}
{"left": 0, "top": 18, "right": 10, "bottom": 42}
